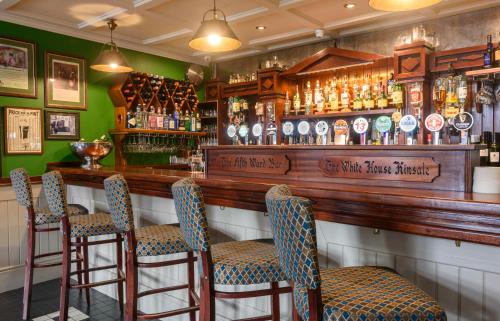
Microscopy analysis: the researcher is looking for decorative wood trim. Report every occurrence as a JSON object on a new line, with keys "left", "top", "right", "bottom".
{"left": 430, "top": 45, "right": 486, "bottom": 73}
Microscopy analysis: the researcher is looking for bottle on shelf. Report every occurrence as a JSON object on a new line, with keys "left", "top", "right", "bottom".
{"left": 173, "top": 105, "right": 180, "bottom": 130}
{"left": 480, "top": 131, "right": 491, "bottom": 166}
{"left": 387, "top": 73, "right": 395, "bottom": 99}
{"left": 314, "top": 80, "right": 324, "bottom": 113}
{"left": 284, "top": 91, "right": 291, "bottom": 116}
{"left": 391, "top": 82, "right": 404, "bottom": 111}
{"left": 136, "top": 104, "right": 143, "bottom": 129}
{"left": 364, "top": 82, "right": 375, "bottom": 111}
{"left": 433, "top": 78, "right": 446, "bottom": 115}
{"left": 457, "top": 74, "right": 468, "bottom": 112}
{"left": 304, "top": 81, "right": 313, "bottom": 115}
{"left": 329, "top": 78, "right": 339, "bottom": 112}
{"left": 126, "top": 109, "right": 136, "bottom": 129}
{"left": 340, "top": 77, "right": 351, "bottom": 112}
{"left": 377, "top": 81, "right": 388, "bottom": 109}
{"left": 495, "top": 32, "right": 500, "bottom": 67}
{"left": 191, "top": 112, "right": 197, "bottom": 132}
{"left": 156, "top": 106, "right": 164, "bottom": 129}
{"left": 490, "top": 140, "right": 500, "bottom": 167}
{"left": 353, "top": 80, "right": 363, "bottom": 111}
{"left": 484, "top": 34, "right": 494, "bottom": 68}
{"left": 444, "top": 76, "right": 459, "bottom": 119}
{"left": 293, "top": 85, "right": 301, "bottom": 115}
{"left": 148, "top": 105, "right": 157, "bottom": 129}
{"left": 163, "top": 109, "right": 169, "bottom": 129}
{"left": 196, "top": 113, "right": 202, "bottom": 132}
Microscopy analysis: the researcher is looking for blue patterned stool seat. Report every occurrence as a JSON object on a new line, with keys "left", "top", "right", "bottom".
{"left": 134, "top": 224, "right": 191, "bottom": 257}
{"left": 66, "top": 213, "right": 119, "bottom": 238}
{"left": 294, "top": 266, "right": 447, "bottom": 321}
{"left": 211, "top": 239, "right": 285, "bottom": 285}
{"left": 34, "top": 204, "right": 88, "bottom": 225}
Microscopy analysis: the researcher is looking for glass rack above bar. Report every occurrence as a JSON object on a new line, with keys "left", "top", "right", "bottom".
{"left": 109, "top": 129, "right": 208, "bottom": 136}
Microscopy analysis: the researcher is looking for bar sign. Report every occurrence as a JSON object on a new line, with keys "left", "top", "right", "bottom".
{"left": 214, "top": 154, "right": 290, "bottom": 175}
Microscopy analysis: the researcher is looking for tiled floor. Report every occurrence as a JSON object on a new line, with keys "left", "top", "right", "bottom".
{"left": 0, "top": 279, "right": 158, "bottom": 321}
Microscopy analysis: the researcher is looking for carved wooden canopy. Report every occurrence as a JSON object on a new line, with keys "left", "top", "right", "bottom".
{"left": 281, "top": 47, "right": 387, "bottom": 78}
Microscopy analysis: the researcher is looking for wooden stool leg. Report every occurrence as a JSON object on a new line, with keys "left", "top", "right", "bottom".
{"left": 271, "top": 282, "right": 280, "bottom": 321}
{"left": 125, "top": 247, "right": 138, "bottom": 321}
{"left": 200, "top": 276, "right": 215, "bottom": 321}
{"left": 59, "top": 220, "right": 72, "bottom": 321}
{"left": 22, "top": 219, "right": 35, "bottom": 320}
{"left": 116, "top": 233, "right": 124, "bottom": 315}
{"left": 187, "top": 251, "right": 196, "bottom": 321}
{"left": 82, "top": 236, "right": 90, "bottom": 305}
{"left": 75, "top": 237, "right": 83, "bottom": 291}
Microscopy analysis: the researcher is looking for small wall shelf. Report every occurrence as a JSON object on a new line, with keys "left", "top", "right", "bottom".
{"left": 109, "top": 129, "right": 208, "bottom": 136}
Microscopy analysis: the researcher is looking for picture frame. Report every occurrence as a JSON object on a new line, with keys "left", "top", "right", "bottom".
{"left": 45, "top": 51, "right": 87, "bottom": 110}
{"left": 4, "top": 106, "right": 43, "bottom": 155}
{"left": 0, "top": 37, "right": 37, "bottom": 98}
{"left": 44, "top": 110, "right": 80, "bottom": 140}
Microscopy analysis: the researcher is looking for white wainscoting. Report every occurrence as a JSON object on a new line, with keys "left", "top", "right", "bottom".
{"left": 0, "top": 184, "right": 62, "bottom": 293}
{"left": 1, "top": 184, "right": 499, "bottom": 321}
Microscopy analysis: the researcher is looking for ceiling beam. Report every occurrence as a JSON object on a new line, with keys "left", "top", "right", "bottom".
{"left": 0, "top": 0, "right": 22, "bottom": 10}
{"left": 143, "top": 28, "right": 192, "bottom": 45}
{"left": 77, "top": 7, "right": 128, "bottom": 29}
{"left": 248, "top": 28, "right": 313, "bottom": 45}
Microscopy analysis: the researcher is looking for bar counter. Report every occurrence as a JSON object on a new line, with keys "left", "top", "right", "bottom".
{"left": 48, "top": 162, "right": 500, "bottom": 246}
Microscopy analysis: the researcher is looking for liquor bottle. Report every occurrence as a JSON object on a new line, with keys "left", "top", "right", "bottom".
{"left": 304, "top": 81, "right": 313, "bottom": 115}
{"left": 284, "top": 91, "right": 291, "bottom": 116}
{"left": 361, "top": 75, "right": 370, "bottom": 106}
{"left": 232, "top": 97, "right": 240, "bottom": 115}
{"left": 480, "top": 131, "right": 491, "bottom": 166}
{"left": 126, "top": 110, "right": 136, "bottom": 128}
{"left": 445, "top": 76, "right": 459, "bottom": 119}
{"left": 433, "top": 78, "right": 446, "bottom": 115}
{"left": 156, "top": 106, "right": 164, "bottom": 129}
{"left": 484, "top": 34, "right": 494, "bottom": 68}
{"left": 490, "top": 141, "right": 500, "bottom": 167}
{"left": 168, "top": 114, "right": 175, "bottom": 130}
{"left": 314, "top": 80, "right": 324, "bottom": 113}
{"left": 495, "top": 32, "right": 500, "bottom": 67}
{"left": 191, "top": 112, "right": 197, "bottom": 132}
{"left": 178, "top": 111, "right": 185, "bottom": 131}
{"left": 387, "top": 73, "right": 395, "bottom": 99}
{"left": 377, "top": 83, "right": 388, "bottom": 109}
{"left": 184, "top": 111, "right": 191, "bottom": 132}
{"left": 196, "top": 113, "right": 202, "bottom": 132}
{"left": 135, "top": 104, "right": 143, "bottom": 129}
{"left": 391, "top": 82, "right": 404, "bottom": 110}
{"left": 340, "top": 77, "right": 351, "bottom": 112}
{"left": 329, "top": 78, "right": 339, "bottom": 112}
{"left": 353, "top": 81, "right": 363, "bottom": 111}
{"left": 173, "top": 106, "right": 180, "bottom": 130}
{"left": 163, "top": 109, "right": 169, "bottom": 129}
{"left": 364, "top": 84, "right": 375, "bottom": 110}
{"left": 457, "top": 75, "right": 468, "bottom": 112}
{"left": 148, "top": 106, "right": 157, "bottom": 129}
{"left": 293, "top": 85, "right": 301, "bottom": 115}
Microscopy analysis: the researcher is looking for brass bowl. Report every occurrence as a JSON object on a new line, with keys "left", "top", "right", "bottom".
{"left": 70, "top": 141, "right": 113, "bottom": 169}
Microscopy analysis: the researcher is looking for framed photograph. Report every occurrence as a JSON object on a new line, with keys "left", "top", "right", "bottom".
{"left": 45, "top": 52, "right": 87, "bottom": 110}
{"left": 0, "top": 37, "right": 37, "bottom": 98}
{"left": 44, "top": 110, "right": 80, "bottom": 140}
{"left": 4, "top": 106, "right": 43, "bottom": 154}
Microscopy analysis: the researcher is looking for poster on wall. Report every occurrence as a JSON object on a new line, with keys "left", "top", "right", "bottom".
{"left": 4, "top": 107, "right": 43, "bottom": 154}
{"left": 44, "top": 110, "right": 80, "bottom": 140}
{"left": 0, "top": 37, "right": 37, "bottom": 98}
{"left": 45, "top": 52, "right": 87, "bottom": 110}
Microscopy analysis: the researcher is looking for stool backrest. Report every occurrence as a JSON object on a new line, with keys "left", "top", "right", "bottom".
{"left": 104, "top": 174, "right": 135, "bottom": 232}
{"left": 265, "top": 184, "right": 321, "bottom": 289}
{"left": 10, "top": 168, "right": 34, "bottom": 208}
{"left": 171, "top": 178, "right": 210, "bottom": 252}
{"left": 42, "top": 171, "right": 68, "bottom": 217}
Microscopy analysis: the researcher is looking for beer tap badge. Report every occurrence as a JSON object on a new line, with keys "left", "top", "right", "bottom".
{"left": 227, "top": 124, "right": 237, "bottom": 138}
{"left": 298, "top": 120, "right": 311, "bottom": 135}
{"left": 282, "top": 121, "right": 294, "bottom": 136}
{"left": 353, "top": 117, "right": 369, "bottom": 134}
{"left": 399, "top": 115, "right": 418, "bottom": 133}
{"left": 453, "top": 112, "right": 474, "bottom": 131}
{"left": 334, "top": 119, "right": 349, "bottom": 135}
{"left": 375, "top": 116, "right": 392, "bottom": 133}
{"left": 315, "top": 120, "right": 329, "bottom": 136}
{"left": 425, "top": 113, "right": 445, "bottom": 132}
{"left": 252, "top": 123, "right": 263, "bottom": 137}
{"left": 238, "top": 124, "right": 249, "bottom": 137}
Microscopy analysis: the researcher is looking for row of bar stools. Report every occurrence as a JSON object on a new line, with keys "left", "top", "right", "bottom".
{"left": 42, "top": 171, "right": 125, "bottom": 321}
{"left": 265, "top": 184, "right": 447, "bottom": 321}
{"left": 171, "top": 178, "right": 293, "bottom": 321}
{"left": 103, "top": 174, "right": 199, "bottom": 321}
{"left": 10, "top": 168, "right": 89, "bottom": 321}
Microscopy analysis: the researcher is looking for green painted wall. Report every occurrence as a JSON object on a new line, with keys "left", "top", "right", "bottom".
{"left": 0, "top": 20, "right": 203, "bottom": 177}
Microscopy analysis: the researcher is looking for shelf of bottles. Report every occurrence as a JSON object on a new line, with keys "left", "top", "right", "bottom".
{"left": 197, "top": 101, "right": 218, "bottom": 146}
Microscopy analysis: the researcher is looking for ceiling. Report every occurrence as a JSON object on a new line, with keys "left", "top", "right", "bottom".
{"left": 1, "top": 0, "right": 499, "bottom": 65}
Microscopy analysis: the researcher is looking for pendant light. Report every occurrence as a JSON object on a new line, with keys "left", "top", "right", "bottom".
{"left": 189, "top": 0, "right": 241, "bottom": 53}
{"left": 91, "top": 19, "right": 133, "bottom": 73}
{"left": 369, "top": 0, "right": 442, "bottom": 12}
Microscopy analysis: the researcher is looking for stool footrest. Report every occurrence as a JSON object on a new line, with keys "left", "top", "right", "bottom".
{"left": 137, "top": 305, "right": 199, "bottom": 320}
{"left": 35, "top": 226, "right": 59, "bottom": 232}
{"left": 71, "top": 237, "right": 120, "bottom": 247}
{"left": 233, "top": 316, "right": 272, "bottom": 321}
{"left": 215, "top": 286, "right": 292, "bottom": 299}
{"left": 137, "top": 256, "right": 196, "bottom": 269}
{"left": 70, "top": 264, "right": 117, "bottom": 276}
{"left": 70, "top": 276, "right": 125, "bottom": 289}
{"left": 138, "top": 284, "right": 188, "bottom": 298}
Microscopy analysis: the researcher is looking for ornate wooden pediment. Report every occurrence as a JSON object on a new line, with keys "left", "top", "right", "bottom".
{"left": 281, "top": 47, "right": 387, "bottom": 78}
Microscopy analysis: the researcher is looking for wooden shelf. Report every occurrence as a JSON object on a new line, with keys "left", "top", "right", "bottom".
{"left": 222, "top": 80, "right": 258, "bottom": 98}
{"left": 465, "top": 67, "right": 500, "bottom": 78}
{"left": 282, "top": 108, "right": 397, "bottom": 121}
{"left": 109, "top": 129, "right": 207, "bottom": 136}
{"left": 200, "top": 116, "right": 217, "bottom": 119}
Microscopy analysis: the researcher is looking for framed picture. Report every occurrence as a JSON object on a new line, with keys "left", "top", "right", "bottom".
{"left": 0, "top": 37, "right": 37, "bottom": 98}
{"left": 44, "top": 110, "right": 80, "bottom": 140}
{"left": 45, "top": 52, "right": 87, "bottom": 110}
{"left": 4, "top": 106, "right": 43, "bottom": 154}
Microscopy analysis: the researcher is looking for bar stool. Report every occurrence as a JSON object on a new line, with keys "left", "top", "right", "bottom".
{"left": 103, "top": 174, "right": 199, "bottom": 321}
{"left": 171, "top": 178, "right": 292, "bottom": 321}
{"left": 265, "top": 184, "right": 447, "bottom": 321}
{"left": 42, "top": 171, "right": 125, "bottom": 321}
{"left": 10, "top": 168, "right": 89, "bottom": 320}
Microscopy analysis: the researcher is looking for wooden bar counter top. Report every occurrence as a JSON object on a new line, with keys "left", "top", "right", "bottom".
{"left": 48, "top": 162, "right": 500, "bottom": 247}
